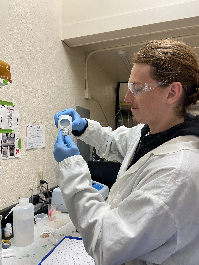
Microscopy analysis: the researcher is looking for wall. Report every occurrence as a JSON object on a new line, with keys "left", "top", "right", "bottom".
{"left": 86, "top": 56, "right": 116, "bottom": 127}
{"left": 0, "top": 0, "right": 116, "bottom": 210}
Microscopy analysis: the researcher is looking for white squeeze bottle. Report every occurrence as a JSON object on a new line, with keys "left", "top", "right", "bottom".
{"left": 13, "top": 198, "right": 34, "bottom": 247}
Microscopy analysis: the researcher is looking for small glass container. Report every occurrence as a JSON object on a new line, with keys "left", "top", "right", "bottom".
{"left": 35, "top": 213, "right": 48, "bottom": 226}
{"left": 58, "top": 115, "right": 72, "bottom": 136}
{"left": 48, "top": 205, "right": 56, "bottom": 221}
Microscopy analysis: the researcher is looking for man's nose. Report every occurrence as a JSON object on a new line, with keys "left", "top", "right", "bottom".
{"left": 125, "top": 89, "right": 134, "bottom": 103}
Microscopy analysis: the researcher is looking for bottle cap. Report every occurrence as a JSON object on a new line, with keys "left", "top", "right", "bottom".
{"left": 58, "top": 115, "right": 72, "bottom": 135}
{"left": 2, "top": 240, "right": 11, "bottom": 249}
{"left": 18, "top": 198, "right": 29, "bottom": 204}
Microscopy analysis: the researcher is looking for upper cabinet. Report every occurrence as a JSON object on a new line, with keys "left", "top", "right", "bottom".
{"left": 62, "top": 0, "right": 199, "bottom": 51}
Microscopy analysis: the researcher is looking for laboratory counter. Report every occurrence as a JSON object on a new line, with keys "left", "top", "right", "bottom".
{"left": 1, "top": 214, "right": 82, "bottom": 265}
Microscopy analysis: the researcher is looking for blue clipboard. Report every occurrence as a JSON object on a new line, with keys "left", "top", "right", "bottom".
{"left": 38, "top": 236, "right": 95, "bottom": 265}
{"left": 38, "top": 236, "right": 82, "bottom": 265}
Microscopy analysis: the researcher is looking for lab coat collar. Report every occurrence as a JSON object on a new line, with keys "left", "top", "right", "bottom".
{"left": 108, "top": 135, "right": 199, "bottom": 207}
{"left": 125, "top": 135, "right": 199, "bottom": 177}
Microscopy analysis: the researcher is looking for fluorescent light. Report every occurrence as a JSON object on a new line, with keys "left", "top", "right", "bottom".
{"left": 118, "top": 50, "right": 132, "bottom": 73}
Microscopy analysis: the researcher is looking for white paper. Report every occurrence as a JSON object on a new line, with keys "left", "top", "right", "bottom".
{"left": 0, "top": 105, "right": 19, "bottom": 130}
{"left": 0, "top": 131, "right": 20, "bottom": 159}
{"left": 40, "top": 237, "right": 95, "bottom": 265}
{"left": 26, "top": 125, "right": 45, "bottom": 149}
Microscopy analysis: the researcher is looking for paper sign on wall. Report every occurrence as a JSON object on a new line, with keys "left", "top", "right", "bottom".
{"left": 0, "top": 131, "right": 20, "bottom": 159}
{"left": 0, "top": 102, "right": 20, "bottom": 159}
{"left": 26, "top": 125, "right": 45, "bottom": 149}
{"left": 0, "top": 105, "right": 19, "bottom": 130}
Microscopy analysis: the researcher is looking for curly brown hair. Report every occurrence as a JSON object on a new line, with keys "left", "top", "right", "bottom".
{"left": 133, "top": 38, "right": 199, "bottom": 116}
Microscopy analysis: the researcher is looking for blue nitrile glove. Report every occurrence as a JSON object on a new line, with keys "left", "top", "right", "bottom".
{"left": 54, "top": 108, "right": 87, "bottom": 132}
{"left": 53, "top": 130, "right": 80, "bottom": 163}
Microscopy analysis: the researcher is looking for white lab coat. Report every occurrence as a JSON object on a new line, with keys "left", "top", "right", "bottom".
{"left": 55, "top": 119, "right": 199, "bottom": 265}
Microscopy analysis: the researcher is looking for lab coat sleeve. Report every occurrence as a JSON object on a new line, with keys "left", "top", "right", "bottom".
{"left": 55, "top": 155, "right": 111, "bottom": 263}
{"left": 55, "top": 155, "right": 176, "bottom": 265}
{"left": 76, "top": 119, "right": 143, "bottom": 163}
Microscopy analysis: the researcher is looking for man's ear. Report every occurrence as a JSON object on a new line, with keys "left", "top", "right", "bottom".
{"left": 167, "top": 82, "right": 183, "bottom": 104}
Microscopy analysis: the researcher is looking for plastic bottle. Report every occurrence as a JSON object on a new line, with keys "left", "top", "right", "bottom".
{"left": 13, "top": 198, "right": 34, "bottom": 247}
{"left": 4, "top": 223, "right": 12, "bottom": 239}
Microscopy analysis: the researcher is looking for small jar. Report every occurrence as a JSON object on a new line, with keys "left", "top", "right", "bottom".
{"left": 4, "top": 223, "right": 12, "bottom": 240}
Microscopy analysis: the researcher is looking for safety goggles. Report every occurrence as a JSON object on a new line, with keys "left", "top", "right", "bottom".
{"left": 128, "top": 82, "right": 163, "bottom": 97}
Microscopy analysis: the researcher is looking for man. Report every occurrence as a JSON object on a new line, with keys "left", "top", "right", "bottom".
{"left": 54, "top": 39, "right": 199, "bottom": 265}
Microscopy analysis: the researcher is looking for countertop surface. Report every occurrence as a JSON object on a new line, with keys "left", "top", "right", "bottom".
{"left": 1, "top": 214, "right": 80, "bottom": 265}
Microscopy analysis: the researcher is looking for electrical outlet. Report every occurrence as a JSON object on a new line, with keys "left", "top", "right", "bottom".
{"left": 36, "top": 170, "right": 43, "bottom": 187}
